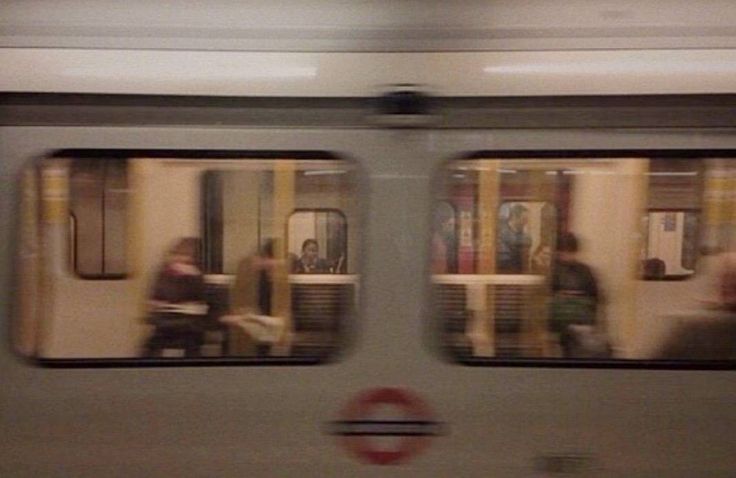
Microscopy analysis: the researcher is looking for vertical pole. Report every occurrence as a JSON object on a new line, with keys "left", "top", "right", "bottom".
{"left": 272, "top": 161, "right": 295, "bottom": 355}
{"left": 469, "top": 161, "right": 499, "bottom": 357}
{"left": 619, "top": 159, "right": 648, "bottom": 355}
{"left": 528, "top": 170, "right": 554, "bottom": 355}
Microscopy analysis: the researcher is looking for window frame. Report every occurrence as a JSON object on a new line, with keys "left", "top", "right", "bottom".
{"left": 431, "top": 150, "right": 736, "bottom": 370}
{"left": 25, "top": 149, "right": 361, "bottom": 368}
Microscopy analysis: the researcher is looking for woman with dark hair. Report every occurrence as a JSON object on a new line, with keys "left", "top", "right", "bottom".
{"left": 292, "top": 238, "right": 329, "bottom": 273}
{"left": 143, "top": 237, "right": 207, "bottom": 358}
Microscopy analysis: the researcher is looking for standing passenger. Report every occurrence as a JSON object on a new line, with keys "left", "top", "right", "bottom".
{"left": 224, "top": 240, "right": 286, "bottom": 355}
{"left": 497, "top": 204, "right": 532, "bottom": 273}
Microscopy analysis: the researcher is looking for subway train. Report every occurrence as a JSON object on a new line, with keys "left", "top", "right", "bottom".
{"left": 2, "top": 2, "right": 736, "bottom": 477}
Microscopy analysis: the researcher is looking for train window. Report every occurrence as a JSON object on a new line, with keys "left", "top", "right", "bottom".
{"left": 69, "top": 158, "right": 129, "bottom": 278}
{"left": 434, "top": 156, "right": 736, "bottom": 365}
{"left": 288, "top": 210, "right": 347, "bottom": 274}
{"left": 641, "top": 159, "right": 702, "bottom": 280}
{"left": 641, "top": 211, "right": 698, "bottom": 279}
{"left": 16, "top": 152, "right": 360, "bottom": 365}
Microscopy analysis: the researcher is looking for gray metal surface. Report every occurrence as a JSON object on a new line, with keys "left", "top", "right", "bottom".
{"left": 1, "top": 98, "right": 735, "bottom": 476}
{"left": 5, "top": 1, "right": 736, "bottom": 51}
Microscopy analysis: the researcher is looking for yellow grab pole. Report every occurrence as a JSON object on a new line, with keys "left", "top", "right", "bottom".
{"left": 271, "top": 161, "right": 295, "bottom": 355}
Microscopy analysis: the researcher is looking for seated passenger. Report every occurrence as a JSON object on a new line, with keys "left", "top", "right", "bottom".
{"left": 549, "top": 232, "right": 606, "bottom": 358}
{"left": 143, "top": 237, "right": 207, "bottom": 358}
{"left": 291, "top": 239, "right": 330, "bottom": 273}
{"left": 655, "top": 253, "right": 736, "bottom": 360}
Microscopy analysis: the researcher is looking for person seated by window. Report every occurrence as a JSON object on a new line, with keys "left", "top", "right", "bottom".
{"left": 655, "top": 253, "right": 736, "bottom": 360}
{"left": 548, "top": 232, "right": 606, "bottom": 358}
{"left": 291, "top": 239, "right": 330, "bottom": 273}
{"left": 143, "top": 237, "right": 207, "bottom": 358}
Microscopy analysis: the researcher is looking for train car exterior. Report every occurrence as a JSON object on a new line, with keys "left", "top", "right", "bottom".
{"left": 2, "top": 2, "right": 736, "bottom": 477}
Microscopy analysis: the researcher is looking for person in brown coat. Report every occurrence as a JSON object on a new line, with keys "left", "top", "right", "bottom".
{"left": 225, "top": 240, "right": 287, "bottom": 355}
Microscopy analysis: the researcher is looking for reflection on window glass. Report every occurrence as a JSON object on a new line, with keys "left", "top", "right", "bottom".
{"left": 18, "top": 153, "right": 359, "bottom": 363}
{"left": 434, "top": 157, "right": 736, "bottom": 364}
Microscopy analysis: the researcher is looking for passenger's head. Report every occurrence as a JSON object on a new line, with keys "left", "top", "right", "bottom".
{"left": 301, "top": 239, "right": 319, "bottom": 262}
{"left": 508, "top": 204, "right": 529, "bottom": 230}
{"left": 168, "top": 237, "right": 200, "bottom": 265}
{"left": 556, "top": 232, "right": 579, "bottom": 261}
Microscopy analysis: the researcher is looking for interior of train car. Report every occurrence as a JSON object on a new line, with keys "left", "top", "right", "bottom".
{"left": 16, "top": 147, "right": 736, "bottom": 365}
{"left": 433, "top": 155, "right": 736, "bottom": 362}
{"left": 15, "top": 151, "right": 360, "bottom": 361}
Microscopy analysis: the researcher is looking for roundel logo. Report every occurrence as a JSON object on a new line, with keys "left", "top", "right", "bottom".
{"left": 330, "top": 387, "right": 444, "bottom": 465}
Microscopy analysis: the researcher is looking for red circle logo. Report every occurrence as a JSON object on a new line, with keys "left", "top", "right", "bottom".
{"left": 331, "top": 387, "right": 442, "bottom": 465}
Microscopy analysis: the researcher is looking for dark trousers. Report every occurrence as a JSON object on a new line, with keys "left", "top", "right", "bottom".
{"left": 143, "top": 313, "right": 203, "bottom": 357}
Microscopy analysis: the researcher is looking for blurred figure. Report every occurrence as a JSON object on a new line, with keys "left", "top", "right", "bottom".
{"left": 549, "top": 232, "right": 605, "bottom": 358}
{"left": 656, "top": 253, "right": 736, "bottom": 360}
{"left": 223, "top": 239, "right": 286, "bottom": 355}
{"left": 232, "top": 239, "right": 277, "bottom": 316}
{"left": 497, "top": 203, "right": 532, "bottom": 273}
{"left": 432, "top": 204, "right": 458, "bottom": 274}
{"left": 292, "top": 238, "right": 330, "bottom": 273}
{"left": 143, "top": 237, "right": 207, "bottom": 358}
